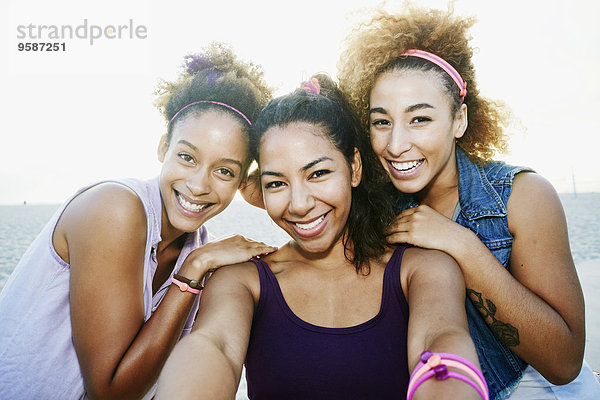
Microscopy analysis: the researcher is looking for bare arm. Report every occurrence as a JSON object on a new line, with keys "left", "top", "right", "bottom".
{"left": 388, "top": 173, "right": 585, "bottom": 383}
{"left": 403, "top": 248, "right": 481, "bottom": 400}
{"left": 61, "top": 183, "right": 273, "bottom": 399}
{"left": 156, "top": 263, "right": 257, "bottom": 399}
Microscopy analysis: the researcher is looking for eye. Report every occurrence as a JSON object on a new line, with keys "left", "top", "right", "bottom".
{"left": 410, "top": 116, "right": 432, "bottom": 125}
{"left": 216, "top": 168, "right": 235, "bottom": 178}
{"left": 178, "top": 152, "right": 195, "bottom": 163}
{"left": 371, "top": 118, "right": 391, "bottom": 128}
{"left": 264, "top": 180, "right": 285, "bottom": 190}
{"left": 310, "top": 169, "right": 330, "bottom": 179}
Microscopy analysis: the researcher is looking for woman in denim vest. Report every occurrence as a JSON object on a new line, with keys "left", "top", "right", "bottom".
{"left": 337, "top": 5, "right": 599, "bottom": 400}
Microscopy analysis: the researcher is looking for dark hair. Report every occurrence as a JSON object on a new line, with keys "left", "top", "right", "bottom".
{"left": 251, "top": 74, "right": 394, "bottom": 274}
{"left": 154, "top": 42, "right": 272, "bottom": 147}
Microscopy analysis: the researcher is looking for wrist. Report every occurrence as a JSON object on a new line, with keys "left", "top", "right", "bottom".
{"left": 180, "top": 253, "right": 213, "bottom": 281}
{"left": 445, "top": 225, "right": 479, "bottom": 263}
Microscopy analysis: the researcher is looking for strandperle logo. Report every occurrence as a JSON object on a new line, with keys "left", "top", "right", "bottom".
{"left": 16, "top": 19, "right": 148, "bottom": 45}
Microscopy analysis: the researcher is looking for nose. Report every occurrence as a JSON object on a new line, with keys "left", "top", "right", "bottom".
{"left": 385, "top": 126, "right": 412, "bottom": 157}
{"left": 186, "top": 169, "right": 212, "bottom": 197}
{"left": 288, "top": 181, "right": 315, "bottom": 217}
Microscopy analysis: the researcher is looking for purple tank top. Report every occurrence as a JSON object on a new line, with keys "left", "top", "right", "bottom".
{"left": 245, "top": 246, "right": 410, "bottom": 399}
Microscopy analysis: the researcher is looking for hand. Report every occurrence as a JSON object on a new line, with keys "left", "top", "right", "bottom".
{"left": 180, "top": 235, "right": 277, "bottom": 279}
{"left": 385, "top": 205, "right": 470, "bottom": 254}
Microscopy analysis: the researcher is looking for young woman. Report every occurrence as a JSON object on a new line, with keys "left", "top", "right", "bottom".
{"left": 0, "top": 43, "right": 276, "bottom": 400}
{"left": 337, "top": 6, "right": 600, "bottom": 399}
{"left": 156, "top": 76, "right": 488, "bottom": 400}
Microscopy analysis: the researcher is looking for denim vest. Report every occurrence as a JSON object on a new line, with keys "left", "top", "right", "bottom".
{"left": 392, "top": 147, "right": 533, "bottom": 400}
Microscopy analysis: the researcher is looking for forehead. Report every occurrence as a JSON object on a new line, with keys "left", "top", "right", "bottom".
{"left": 370, "top": 70, "right": 450, "bottom": 106}
{"left": 171, "top": 110, "right": 248, "bottom": 147}
{"left": 259, "top": 122, "right": 340, "bottom": 167}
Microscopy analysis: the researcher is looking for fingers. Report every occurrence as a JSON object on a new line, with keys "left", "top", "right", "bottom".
{"left": 386, "top": 232, "right": 410, "bottom": 245}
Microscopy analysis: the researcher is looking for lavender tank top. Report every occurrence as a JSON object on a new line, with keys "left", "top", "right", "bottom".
{"left": 0, "top": 177, "right": 208, "bottom": 399}
{"left": 245, "top": 246, "right": 410, "bottom": 399}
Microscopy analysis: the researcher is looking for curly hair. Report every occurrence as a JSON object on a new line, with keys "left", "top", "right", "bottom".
{"left": 337, "top": 4, "right": 509, "bottom": 162}
{"left": 154, "top": 42, "right": 272, "bottom": 146}
{"left": 251, "top": 74, "right": 395, "bottom": 274}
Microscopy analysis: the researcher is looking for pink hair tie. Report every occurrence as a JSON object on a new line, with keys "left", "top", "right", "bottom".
{"left": 402, "top": 49, "right": 468, "bottom": 101}
{"left": 169, "top": 100, "right": 252, "bottom": 126}
{"left": 301, "top": 78, "right": 321, "bottom": 95}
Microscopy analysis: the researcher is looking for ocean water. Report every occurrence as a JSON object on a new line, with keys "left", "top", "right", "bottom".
{"left": 0, "top": 193, "right": 598, "bottom": 394}
{"left": 1, "top": 193, "right": 598, "bottom": 289}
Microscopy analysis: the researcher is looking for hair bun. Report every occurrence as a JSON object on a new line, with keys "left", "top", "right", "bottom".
{"left": 182, "top": 54, "right": 215, "bottom": 75}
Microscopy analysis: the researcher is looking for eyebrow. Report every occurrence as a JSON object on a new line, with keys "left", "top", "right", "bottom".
{"left": 370, "top": 103, "right": 435, "bottom": 115}
{"left": 260, "top": 156, "right": 333, "bottom": 178}
{"left": 177, "top": 139, "right": 243, "bottom": 169}
{"left": 177, "top": 139, "right": 198, "bottom": 151}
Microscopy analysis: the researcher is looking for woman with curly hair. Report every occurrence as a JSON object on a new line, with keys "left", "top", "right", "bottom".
{"left": 0, "top": 42, "right": 276, "bottom": 399}
{"left": 337, "top": 5, "right": 600, "bottom": 399}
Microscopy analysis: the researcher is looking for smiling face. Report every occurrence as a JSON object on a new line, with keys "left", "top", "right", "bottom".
{"left": 259, "top": 122, "right": 361, "bottom": 256}
{"left": 157, "top": 110, "right": 249, "bottom": 236}
{"left": 369, "top": 70, "right": 467, "bottom": 197}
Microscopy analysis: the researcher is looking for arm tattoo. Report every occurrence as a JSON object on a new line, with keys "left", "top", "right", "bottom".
{"left": 467, "top": 289, "right": 520, "bottom": 347}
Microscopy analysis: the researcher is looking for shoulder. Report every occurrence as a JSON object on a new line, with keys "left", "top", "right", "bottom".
{"left": 403, "top": 247, "right": 458, "bottom": 270}
{"left": 59, "top": 182, "right": 147, "bottom": 243}
{"left": 402, "top": 247, "right": 462, "bottom": 283}
{"left": 205, "top": 261, "right": 261, "bottom": 301}
{"left": 507, "top": 172, "right": 564, "bottom": 231}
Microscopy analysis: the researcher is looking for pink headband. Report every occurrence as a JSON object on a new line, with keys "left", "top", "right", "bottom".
{"left": 402, "top": 49, "right": 467, "bottom": 101}
{"left": 169, "top": 100, "right": 252, "bottom": 126}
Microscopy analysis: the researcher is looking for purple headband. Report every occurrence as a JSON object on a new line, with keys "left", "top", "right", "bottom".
{"left": 402, "top": 49, "right": 467, "bottom": 101}
{"left": 169, "top": 101, "right": 252, "bottom": 126}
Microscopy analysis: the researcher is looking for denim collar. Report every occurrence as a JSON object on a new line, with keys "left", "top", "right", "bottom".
{"left": 455, "top": 146, "right": 507, "bottom": 220}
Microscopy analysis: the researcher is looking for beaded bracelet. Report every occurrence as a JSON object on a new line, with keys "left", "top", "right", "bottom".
{"left": 406, "top": 351, "right": 489, "bottom": 400}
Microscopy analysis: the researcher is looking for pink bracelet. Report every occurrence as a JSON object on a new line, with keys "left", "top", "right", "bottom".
{"left": 406, "top": 351, "right": 489, "bottom": 400}
{"left": 409, "top": 351, "right": 488, "bottom": 392}
{"left": 171, "top": 276, "right": 201, "bottom": 295}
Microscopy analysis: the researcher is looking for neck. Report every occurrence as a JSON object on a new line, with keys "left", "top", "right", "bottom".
{"left": 159, "top": 204, "right": 188, "bottom": 254}
{"left": 415, "top": 150, "right": 460, "bottom": 217}
{"left": 286, "top": 236, "right": 354, "bottom": 273}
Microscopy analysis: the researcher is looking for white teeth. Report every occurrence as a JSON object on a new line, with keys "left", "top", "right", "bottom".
{"left": 177, "top": 194, "right": 210, "bottom": 213}
{"left": 391, "top": 159, "right": 423, "bottom": 172}
{"left": 295, "top": 215, "right": 325, "bottom": 230}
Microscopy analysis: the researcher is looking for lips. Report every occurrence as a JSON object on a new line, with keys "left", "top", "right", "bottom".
{"left": 390, "top": 158, "right": 423, "bottom": 172}
{"left": 175, "top": 191, "right": 213, "bottom": 215}
{"left": 388, "top": 158, "right": 424, "bottom": 177}
{"left": 289, "top": 211, "right": 329, "bottom": 238}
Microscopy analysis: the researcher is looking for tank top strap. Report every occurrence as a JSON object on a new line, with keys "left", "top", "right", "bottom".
{"left": 250, "top": 257, "right": 278, "bottom": 316}
{"left": 383, "top": 245, "right": 410, "bottom": 318}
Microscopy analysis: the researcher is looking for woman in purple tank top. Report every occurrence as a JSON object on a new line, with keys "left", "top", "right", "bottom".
{"left": 0, "top": 43, "right": 277, "bottom": 400}
{"left": 157, "top": 75, "right": 488, "bottom": 399}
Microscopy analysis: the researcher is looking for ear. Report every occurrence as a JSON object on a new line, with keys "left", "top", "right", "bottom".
{"left": 350, "top": 147, "right": 363, "bottom": 188}
{"left": 453, "top": 103, "right": 468, "bottom": 139}
{"left": 157, "top": 134, "right": 168, "bottom": 163}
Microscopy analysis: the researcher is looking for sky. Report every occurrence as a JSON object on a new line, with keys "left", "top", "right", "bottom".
{"left": 1, "top": 0, "right": 599, "bottom": 205}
